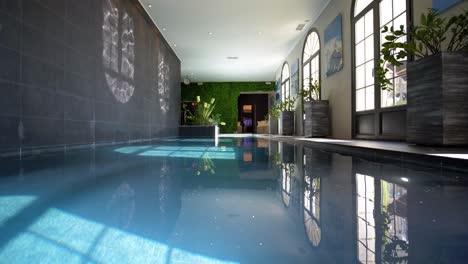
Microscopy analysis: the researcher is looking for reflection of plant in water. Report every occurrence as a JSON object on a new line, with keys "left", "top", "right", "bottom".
{"left": 380, "top": 211, "right": 409, "bottom": 264}
{"left": 192, "top": 156, "right": 216, "bottom": 176}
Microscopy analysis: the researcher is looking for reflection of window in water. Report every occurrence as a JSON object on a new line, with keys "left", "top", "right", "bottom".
{"left": 103, "top": 0, "right": 135, "bottom": 104}
{"left": 381, "top": 180, "right": 408, "bottom": 262}
{"left": 304, "top": 175, "right": 321, "bottom": 246}
{"left": 356, "top": 174, "right": 408, "bottom": 264}
{"left": 357, "top": 173, "right": 376, "bottom": 263}
{"left": 281, "top": 163, "right": 292, "bottom": 207}
{"left": 158, "top": 56, "right": 171, "bottom": 113}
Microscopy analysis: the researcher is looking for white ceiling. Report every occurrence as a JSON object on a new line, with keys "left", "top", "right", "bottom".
{"left": 139, "top": 0, "right": 331, "bottom": 82}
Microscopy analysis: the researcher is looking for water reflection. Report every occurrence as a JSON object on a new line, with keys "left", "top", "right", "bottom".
{"left": 1, "top": 139, "right": 468, "bottom": 263}
{"left": 303, "top": 175, "right": 321, "bottom": 247}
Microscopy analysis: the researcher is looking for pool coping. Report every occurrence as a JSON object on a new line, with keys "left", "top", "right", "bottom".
{"left": 227, "top": 134, "right": 468, "bottom": 173}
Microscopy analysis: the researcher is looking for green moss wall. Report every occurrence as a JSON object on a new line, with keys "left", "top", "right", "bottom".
{"left": 181, "top": 82, "right": 275, "bottom": 133}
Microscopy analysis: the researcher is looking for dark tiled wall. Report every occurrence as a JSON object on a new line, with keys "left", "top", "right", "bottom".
{"left": 0, "top": 0, "right": 181, "bottom": 155}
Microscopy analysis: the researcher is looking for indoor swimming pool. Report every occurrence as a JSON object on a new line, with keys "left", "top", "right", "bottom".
{"left": 0, "top": 137, "right": 467, "bottom": 263}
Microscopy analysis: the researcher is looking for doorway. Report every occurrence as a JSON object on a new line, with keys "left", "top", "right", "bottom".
{"left": 237, "top": 93, "right": 269, "bottom": 134}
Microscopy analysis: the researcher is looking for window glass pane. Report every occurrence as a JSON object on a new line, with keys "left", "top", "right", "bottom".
{"left": 355, "top": 17, "right": 365, "bottom": 43}
{"left": 356, "top": 89, "right": 366, "bottom": 111}
{"left": 366, "top": 86, "right": 375, "bottom": 110}
{"left": 381, "top": 82, "right": 394, "bottom": 108}
{"left": 380, "top": 0, "right": 393, "bottom": 25}
{"left": 304, "top": 32, "right": 320, "bottom": 62}
{"left": 394, "top": 12, "right": 407, "bottom": 43}
{"left": 380, "top": 21, "right": 392, "bottom": 48}
{"left": 393, "top": 0, "right": 406, "bottom": 17}
{"left": 365, "top": 11, "right": 374, "bottom": 38}
{"left": 356, "top": 42, "right": 365, "bottom": 66}
{"left": 356, "top": 64, "right": 365, "bottom": 89}
{"left": 282, "top": 64, "right": 290, "bottom": 81}
{"left": 310, "top": 32, "right": 320, "bottom": 55}
{"left": 303, "top": 63, "right": 310, "bottom": 90}
{"left": 394, "top": 62, "right": 406, "bottom": 77}
{"left": 365, "top": 61, "right": 374, "bottom": 86}
{"left": 395, "top": 75, "right": 407, "bottom": 105}
{"left": 354, "top": 0, "right": 373, "bottom": 17}
{"left": 365, "top": 36, "right": 374, "bottom": 62}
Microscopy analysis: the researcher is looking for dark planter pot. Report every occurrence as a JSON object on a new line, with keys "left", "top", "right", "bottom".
{"left": 268, "top": 115, "right": 278, "bottom": 134}
{"left": 280, "top": 142, "right": 295, "bottom": 163}
{"left": 407, "top": 52, "right": 468, "bottom": 146}
{"left": 304, "top": 100, "right": 330, "bottom": 138}
{"left": 280, "top": 111, "right": 295, "bottom": 135}
{"left": 179, "top": 125, "right": 219, "bottom": 138}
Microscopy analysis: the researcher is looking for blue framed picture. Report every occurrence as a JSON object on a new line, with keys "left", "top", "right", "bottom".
{"left": 290, "top": 59, "right": 299, "bottom": 95}
{"left": 324, "top": 15, "right": 343, "bottom": 77}
{"left": 433, "top": 0, "right": 462, "bottom": 12}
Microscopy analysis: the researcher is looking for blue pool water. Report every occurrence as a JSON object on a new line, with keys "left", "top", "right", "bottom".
{"left": 0, "top": 137, "right": 467, "bottom": 263}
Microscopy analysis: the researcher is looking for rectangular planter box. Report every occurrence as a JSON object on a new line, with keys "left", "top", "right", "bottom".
{"left": 407, "top": 52, "right": 468, "bottom": 146}
{"left": 304, "top": 100, "right": 330, "bottom": 138}
{"left": 280, "top": 111, "right": 295, "bottom": 136}
{"left": 268, "top": 115, "right": 278, "bottom": 135}
{"left": 179, "top": 125, "right": 219, "bottom": 138}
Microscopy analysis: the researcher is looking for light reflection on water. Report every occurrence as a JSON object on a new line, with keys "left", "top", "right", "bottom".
{"left": 0, "top": 137, "right": 467, "bottom": 263}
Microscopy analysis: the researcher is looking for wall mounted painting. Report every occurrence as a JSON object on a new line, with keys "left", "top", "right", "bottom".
{"left": 433, "top": 0, "right": 462, "bottom": 12}
{"left": 324, "top": 14, "right": 343, "bottom": 77}
{"left": 276, "top": 78, "right": 281, "bottom": 104}
{"left": 290, "top": 59, "right": 300, "bottom": 96}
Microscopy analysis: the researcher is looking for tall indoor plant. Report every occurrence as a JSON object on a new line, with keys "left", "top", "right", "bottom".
{"left": 377, "top": 9, "right": 468, "bottom": 146}
{"left": 267, "top": 105, "right": 280, "bottom": 135}
{"left": 300, "top": 79, "right": 329, "bottom": 138}
{"left": 180, "top": 96, "right": 225, "bottom": 138}
{"left": 278, "top": 96, "right": 296, "bottom": 135}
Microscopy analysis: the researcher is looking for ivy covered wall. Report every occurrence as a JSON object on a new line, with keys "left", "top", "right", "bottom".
{"left": 181, "top": 82, "right": 275, "bottom": 133}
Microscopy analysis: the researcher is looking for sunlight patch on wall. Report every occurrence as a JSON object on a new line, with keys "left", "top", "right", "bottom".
{"left": 158, "top": 56, "right": 171, "bottom": 113}
{"left": 103, "top": 0, "right": 135, "bottom": 104}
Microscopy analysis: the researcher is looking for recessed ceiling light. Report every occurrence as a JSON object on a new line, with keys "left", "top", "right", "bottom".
{"left": 258, "top": 31, "right": 263, "bottom": 35}
{"left": 162, "top": 28, "right": 167, "bottom": 31}
{"left": 148, "top": 4, "right": 152, "bottom": 8}
{"left": 208, "top": 32, "right": 213, "bottom": 35}
{"left": 227, "top": 56, "right": 239, "bottom": 60}
{"left": 173, "top": 44, "right": 177, "bottom": 47}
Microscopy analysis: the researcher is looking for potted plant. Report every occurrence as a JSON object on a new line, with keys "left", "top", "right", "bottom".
{"left": 377, "top": 9, "right": 468, "bottom": 146}
{"left": 267, "top": 105, "right": 280, "bottom": 135}
{"left": 180, "top": 96, "right": 226, "bottom": 138}
{"left": 300, "top": 79, "right": 330, "bottom": 138}
{"left": 278, "top": 96, "right": 296, "bottom": 135}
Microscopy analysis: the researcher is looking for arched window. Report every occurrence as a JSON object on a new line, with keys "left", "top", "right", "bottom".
{"left": 281, "top": 63, "right": 290, "bottom": 102}
{"left": 352, "top": 0, "right": 409, "bottom": 139}
{"left": 302, "top": 30, "right": 321, "bottom": 100}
